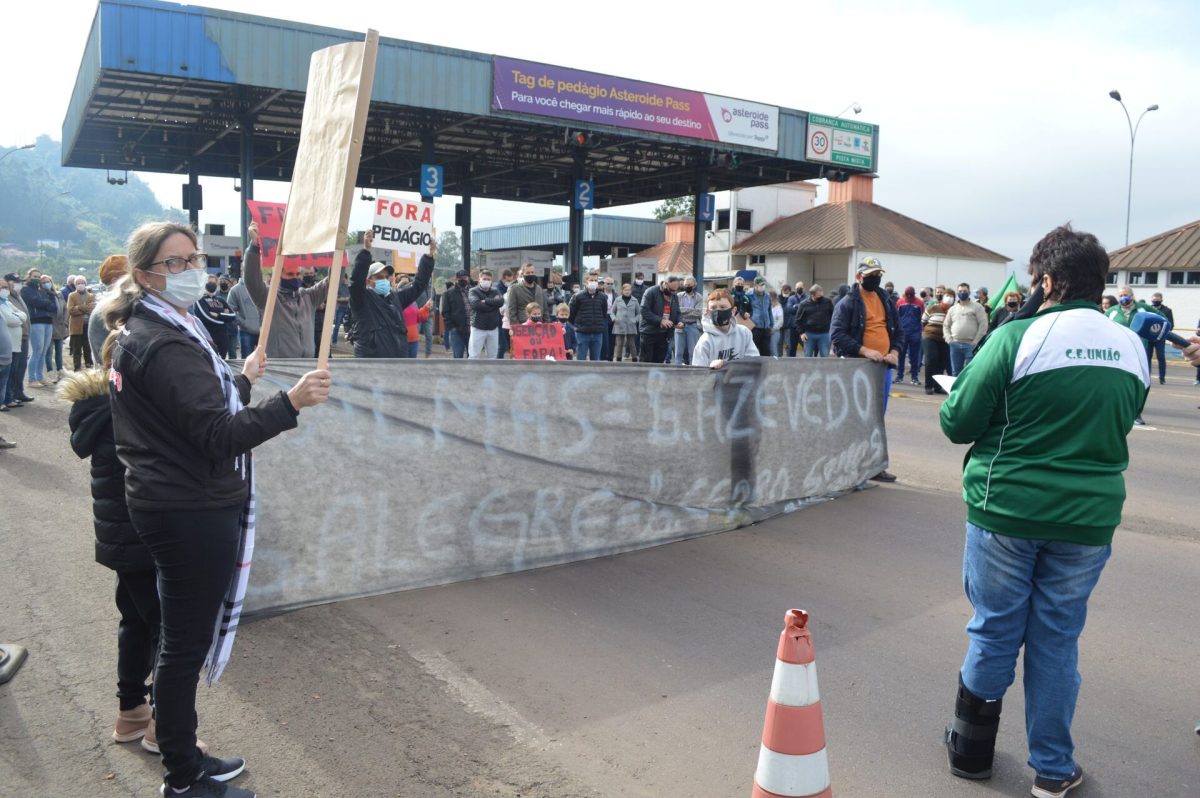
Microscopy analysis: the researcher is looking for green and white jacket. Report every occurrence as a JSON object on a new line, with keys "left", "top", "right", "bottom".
{"left": 940, "top": 301, "right": 1149, "bottom": 546}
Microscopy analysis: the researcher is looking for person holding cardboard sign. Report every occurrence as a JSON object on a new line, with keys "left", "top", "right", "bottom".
{"left": 103, "top": 221, "right": 330, "bottom": 798}
{"left": 347, "top": 228, "right": 435, "bottom": 358}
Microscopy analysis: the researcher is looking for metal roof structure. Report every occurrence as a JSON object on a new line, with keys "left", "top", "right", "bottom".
{"left": 472, "top": 215, "right": 664, "bottom": 255}
{"left": 63, "top": 0, "right": 878, "bottom": 207}
{"left": 733, "top": 201, "right": 1009, "bottom": 262}
{"left": 1107, "top": 218, "right": 1200, "bottom": 271}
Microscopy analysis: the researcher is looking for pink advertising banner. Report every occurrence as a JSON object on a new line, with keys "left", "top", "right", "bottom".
{"left": 492, "top": 56, "right": 779, "bottom": 152}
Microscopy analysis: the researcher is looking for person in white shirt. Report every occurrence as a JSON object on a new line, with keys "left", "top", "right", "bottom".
{"left": 692, "top": 288, "right": 759, "bottom": 369}
{"left": 943, "top": 282, "right": 989, "bottom": 375}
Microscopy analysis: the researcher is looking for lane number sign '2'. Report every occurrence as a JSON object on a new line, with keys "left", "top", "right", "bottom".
{"left": 421, "top": 163, "right": 444, "bottom": 199}
{"left": 574, "top": 179, "right": 594, "bottom": 210}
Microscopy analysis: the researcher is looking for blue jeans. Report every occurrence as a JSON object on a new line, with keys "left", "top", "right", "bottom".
{"left": 949, "top": 341, "right": 975, "bottom": 375}
{"left": 449, "top": 328, "right": 470, "bottom": 359}
{"left": 407, "top": 341, "right": 419, "bottom": 358}
{"left": 28, "top": 323, "right": 52, "bottom": 382}
{"left": 575, "top": 332, "right": 605, "bottom": 361}
{"left": 239, "top": 332, "right": 259, "bottom": 359}
{"left": 673, "top": 324, "right": 701, "bottom": 365}
{"left": 802, "top": 332, "right": 830, "bottom": 357}
{"left": 960, "top": 522, "right": 1111, "bottom": 781}
{"left": 898, "top": 332, "right": 922, "bottom": 380}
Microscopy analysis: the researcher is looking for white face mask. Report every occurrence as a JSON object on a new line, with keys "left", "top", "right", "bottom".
{"left": 0, "top": 288, "right": 8, "bottom": 300}
{"left": 479, "top": 279, "right": 492, "bottom": 290}
{"left": 634, "top": 279, "right": 643, "bottom": 285}
{"left": 587, "top": 281, "right": 599, "bottom": 292}
{"left": 151, "top": 268, "right": 210, "bottom": 308}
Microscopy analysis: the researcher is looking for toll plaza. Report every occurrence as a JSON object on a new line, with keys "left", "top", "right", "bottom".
{"left": 63, "top": 0, "right": 879, "bottom": 285}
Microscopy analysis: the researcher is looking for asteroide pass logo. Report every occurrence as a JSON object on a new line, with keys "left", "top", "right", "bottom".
{"left": 721, "top": 108, "right": 733, "bottom": 123}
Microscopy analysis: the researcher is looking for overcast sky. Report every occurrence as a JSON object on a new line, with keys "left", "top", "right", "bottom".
{"left": 2, "top": 0, "right": 1198, "bottom": 267}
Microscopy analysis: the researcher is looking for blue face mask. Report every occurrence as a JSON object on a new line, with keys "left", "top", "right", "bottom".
{"left": 1118, "top": 295, "right": 1132, "bottom": 305}
{"left": 373, "top": 280, "right": 391, "bottom": 297}
{"left": 280, "top": 278, "right": 302, "bottom": 291}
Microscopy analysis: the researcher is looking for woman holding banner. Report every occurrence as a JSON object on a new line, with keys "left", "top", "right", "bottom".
{"left": 105, "top": 221, "right": 331, "bottom": 798}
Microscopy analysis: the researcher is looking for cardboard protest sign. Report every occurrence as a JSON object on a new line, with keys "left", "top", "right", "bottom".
{"left": 280, "top": 40, "right": 372, "bottom": 257}
{"left": 511, "top": 323, "right": 567, "bottom": 360}
{"left": 246, "top": 200, "right": 348, "bottom": 270}
{"left": 372, "top": 195, "right": 434, "bottom": 254}
{"left": 257, "top": 29, "right": 378, "bottom": 370}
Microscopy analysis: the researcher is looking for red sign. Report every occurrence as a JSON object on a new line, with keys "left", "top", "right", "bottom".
{"left": 511, "top": 323, "right": 567, "bottom": 360}
{"left": 246, "top": 200, "right": 349, "bottom": 271}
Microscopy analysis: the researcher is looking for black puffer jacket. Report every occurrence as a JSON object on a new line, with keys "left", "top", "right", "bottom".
{"left": 568, "top": 288, "right": 609, "bottom": 334}
{"left": 63, "top": 369, "right": 152, "bottom": 572}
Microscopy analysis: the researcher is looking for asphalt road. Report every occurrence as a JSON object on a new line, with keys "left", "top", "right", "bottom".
{"left": 1, "top": 361, "right": 1197, "bottom": 798}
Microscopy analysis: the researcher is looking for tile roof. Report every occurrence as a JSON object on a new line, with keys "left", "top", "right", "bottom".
{"left": 1107, "top": 218, "right": 1200, "bottom": 271}
{"left": 732, "top": 201, "right": 1008, "bottom": 262}
{"left": 635, "top": 241, "right": 694, "bottom": 274}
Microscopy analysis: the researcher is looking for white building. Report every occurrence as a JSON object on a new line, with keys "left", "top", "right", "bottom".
{"left": 728, "top": 175, "right": 1010, "bottom": 294}
{"left": 1107, "top": 218, "right": 1200, "bottom": 333}
{"left": 702, "top": 182, "right": 819, "bottom": 279}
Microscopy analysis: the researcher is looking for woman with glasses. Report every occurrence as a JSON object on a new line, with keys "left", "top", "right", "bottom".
{"left": 104, "top": 222, "right": 331, "bottom": 798}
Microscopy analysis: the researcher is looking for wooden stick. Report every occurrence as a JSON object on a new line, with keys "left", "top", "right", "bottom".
{"left": 255, "top": 208, "right": 290, "bottom": 356}
{"left": 315, "top": 250, "right": 344, "bottom": 370}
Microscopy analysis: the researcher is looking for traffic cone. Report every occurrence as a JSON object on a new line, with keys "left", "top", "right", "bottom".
{"left": 751, "top": 609, "right": 832, "bottom": 798}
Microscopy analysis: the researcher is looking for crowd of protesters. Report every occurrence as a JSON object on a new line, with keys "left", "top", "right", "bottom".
{"left": 3, "top": 219, "right": 1200, "bottom": 798}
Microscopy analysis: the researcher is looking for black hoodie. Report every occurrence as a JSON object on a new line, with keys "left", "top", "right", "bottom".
{"left": 62, "top": 369, "right": 153, "bottom": 572}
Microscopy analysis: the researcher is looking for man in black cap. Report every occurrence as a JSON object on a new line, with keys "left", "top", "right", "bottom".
{"left": 439, "top": 268, "right": 473, "bottom": 358}
{"left": 830, "top": 257, "right": 901, "bottom": 482}
{"left": 347, "top": 229, "right": 434, "bottom": 358}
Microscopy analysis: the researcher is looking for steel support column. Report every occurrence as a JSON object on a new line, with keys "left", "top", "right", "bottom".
{"left": 239, "top": 119, "right": 255, "bottom": 245}
{"left": 460, "top": 190, "right": 472, "bottom": 273}
{"left": 186, "top": 170, "right": 200, "bottom": 229}
{"left": 693, "top": 169, "right": 709, "bottom": 287}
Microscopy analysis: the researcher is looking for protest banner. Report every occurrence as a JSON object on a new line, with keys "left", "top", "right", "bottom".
{"left": 257, "top": 29, "right": 379, "bottom": 369}
{"left": 245, "top": 200, "right": 348, "bottom": 270}
{"left": 511, "top": 322, "right": 567, "bottom": 360}
{"left": 245, "top": 358, "right": 889, "bottom": 615}
{"left": 371, "top": 195, "right": 434, "bottom": 254}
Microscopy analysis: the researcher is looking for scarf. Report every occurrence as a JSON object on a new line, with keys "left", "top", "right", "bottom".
{"left": 140, "top": 294, "right": 253, "bottom": 685}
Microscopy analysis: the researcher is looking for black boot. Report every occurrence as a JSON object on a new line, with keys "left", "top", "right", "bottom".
{"left": 944, "top": 674, "right": 1002, "bottom": 779}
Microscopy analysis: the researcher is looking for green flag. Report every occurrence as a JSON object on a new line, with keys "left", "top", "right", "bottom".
{"left": 990, "top": 272, "right": 1019, "bottom": 323}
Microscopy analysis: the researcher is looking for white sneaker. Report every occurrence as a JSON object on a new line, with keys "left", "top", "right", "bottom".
{"left": 27, "top": 379, "right": 43, "bottom": 387}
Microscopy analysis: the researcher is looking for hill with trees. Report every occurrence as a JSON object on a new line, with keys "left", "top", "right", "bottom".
{"left": 0, "top": 136, "right": 184, "bottom": 281}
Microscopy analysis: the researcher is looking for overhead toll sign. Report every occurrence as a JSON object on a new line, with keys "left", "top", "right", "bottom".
{"left": 805, "top": 114, "right": 875, "bottom": 170}
{"left": 492, "top": 56, "right": 779, "bottom": 152}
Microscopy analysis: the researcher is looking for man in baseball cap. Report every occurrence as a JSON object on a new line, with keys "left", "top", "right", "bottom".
{"left": 830, "top": 256, "right": 901, "bottom": 481}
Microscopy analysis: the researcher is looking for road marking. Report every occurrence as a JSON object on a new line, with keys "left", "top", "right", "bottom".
{"left": 410, "top": 649, "right": 556, "bottom": 751}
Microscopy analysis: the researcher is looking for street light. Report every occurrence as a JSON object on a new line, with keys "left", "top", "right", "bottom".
{"left": 0, "top": 143, "right": 36, "bottom": 165}
{"left": 1108, "top": 90, "right": 1159, "bottom": 247}
{"left": 836, "top": 102, "right": 862, "bottom": 117}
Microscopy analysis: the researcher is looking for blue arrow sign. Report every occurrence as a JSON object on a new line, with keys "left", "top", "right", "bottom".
{"left": 697, "top": 193, "right": 716, "bottom": 222}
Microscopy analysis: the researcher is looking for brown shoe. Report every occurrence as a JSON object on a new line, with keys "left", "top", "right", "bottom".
{"left": 141, "top": 718, "right": 208, "bottom": 755}
{"left": 113, "top": 703, "right": 152, "bottom": 743}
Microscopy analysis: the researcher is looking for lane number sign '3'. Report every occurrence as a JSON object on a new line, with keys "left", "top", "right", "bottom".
{"left": 421, "top": 164, "right": 444, "bottom": 199}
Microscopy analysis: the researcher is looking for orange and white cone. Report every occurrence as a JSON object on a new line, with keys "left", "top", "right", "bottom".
{"left": 751, "top": 609, "right": 832, "bottom": 798}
